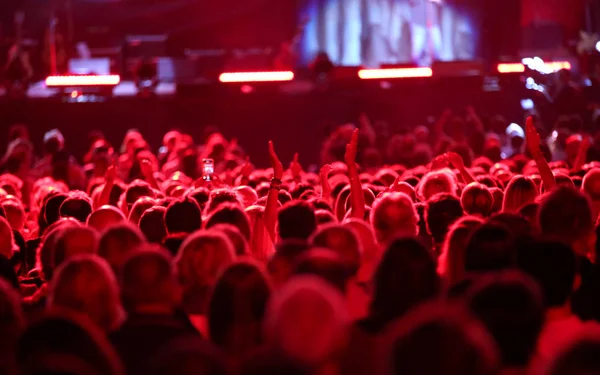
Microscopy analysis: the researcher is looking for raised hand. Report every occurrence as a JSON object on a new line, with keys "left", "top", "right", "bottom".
{"left": 430, "top": 154, "right": 449, "bottom": 171}
{"left": 525, "top": 116, "right": 541, "bottom": 158}
{"left": 320, "top": 164, "right": 333, "bottom": 198}
{"left": 290, "top": 152, "right": 303, "bottom": 179}
{"left": 241, "top": 156, "right": 253, "bottom": 178}
{"left": 268, "top": 141, "right": 284, "bottom": 179}
{"left": 140, "top": 159, "right": 154, "bottom": 178}
{"left": 106, "top": 163, "right": 117, "bottom": 182}
{"left": 345, "top": 128, "right": 359, "bottom": 170}
{"left": 446, "top": 152, "right": 464, "bottom": 170}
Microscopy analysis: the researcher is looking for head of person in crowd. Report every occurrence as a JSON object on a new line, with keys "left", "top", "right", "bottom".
{"left": 175, "top": 230, "right": 235, "bottom": 315}
{"left": 87, "top": 205, "right": 126, "bottom": 232}
{"left": 292, "top": 248, "right": 350, "bottom": 294}
{"left": 98, "top": 223, "right": 145, "bottom": 272}
{"left": 309, "top": 223, "right": 362, "bottom": 278}
{"left": 438, "top": 216, "right": 484, "bottom": 287}
{"left": 538, "top": 187, "right": 596, "bottom": 259}
{"left": 502, "top": 175, "right": 537, "bottom": 213}
{"left": 386, "top": 302, "right": 499, "bottom": 375}
{"left": 205, "top": 189, "right": 243, "bottom": 215}
{"left": 418, "top": 170, "right": 457, "bottom": 201}
{"left": 59, "top": 191, "right": 93, "bottom": 223}
{"left": 543, "top": 329, "right": 600, "bottom": 375}
{"left": 464, "top": 222, "right": 515, "bottom": 273}
{"left": 234, "top": 185, "right": 259, "bottom": 208}
{"left": 128, "top": 196, "right": 157, "bottom": 225}
{"left": 268, "top": 240, "right": 311, "bottom": 287}
{"left": 461, "top": 182, "right": 494, "bottom": 217}
{"left": 464, "top": 271, "right": 544, "bottom": 370}
{"left": 205, "top": 203, "right": 251, "bottom": 241}
{"left": 277, "top": 201, "right": 317, "bottom": 242}
{"left": 366, "top": 237, "right": 440, "bottom": 333}
{"left": 122, "top": 180, "right": 156, "bottom": 217}
{"left": 138, "top": 206, "right": 167, "bottom": 244}
{"left": 582, "top": 168, "right": 600, "bottom": 222}
{"left": 264, "top": 276, "right": 348, "bottom": 369}
{"left": 1, "top": 198, "right": 25, "bottom": 233}
{"left": 37, "top": 218, "right": 81, "bottom": 282}
{"left": 53, "top": 226, "right": 99, "bottom": 271}
{"left": 425, "top": 193, "right": 464, "bottom": 254}
{"left": 165, "top": 196, "right": 202, "bottom": 235}
{"left": 43, "top": 193, "right": 69, "bottom": 228}
{"left": 186, "top": 187, "right": 211, "bottom": 212}
{"left": 48, "top": 254, "right": 123, "bottom": 332}
{"left": 370, "top": 192, "right": 419, "bottom": 245}
{"left": 208, "top": 260, "right": 271, "bottom": 360}
{"left": 211, "top": 223, "right": 250, "bottom": 257}
{"left": 121, "top": 245, "right": 181, "bottom": 315}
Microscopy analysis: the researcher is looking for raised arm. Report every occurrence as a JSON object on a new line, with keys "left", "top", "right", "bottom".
{"left": 141, "top": 159, "right": 160, "bottom": 191}
{"left": 265, "top": 141, "right": 284, "bottom": 242}
{"left": 289, "top": 152, "right": 303, "bottom": 183}
{"left": 526, "top": 116, "right": 556, "bottom": 191}
{"left": 466, "top": 105, "right": 485, "bottom": 133}
{"left": 571, "top": 135, "right": 591, "bottom": 174}
{"left": 345, "top": 129, "right": 365, "bottom": 220}
{"left": 320, "top": 164, "right": 333, "bottom": 204}
{"left": 97, "top": 163, "right": 116, "bottom": 209}
{"left": 358, "top": 113, "right": 376, "bottom": 146}
{"left": 446, "top": 152, "right": 475, "bottom": 184}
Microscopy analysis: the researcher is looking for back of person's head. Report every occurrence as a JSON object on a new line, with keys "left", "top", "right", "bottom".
{"left": 205, "top": 203, "right": 251, "bottom": 241}
{"left": 165, "top": 197, "right": 202, "bottom": 234}
{"left": 1, "top": 199, "right": 25, "bottom": 231}
{"left": 461, "top": 183, "right": 494, "bottom": 217}
{"left": 124, "top": 180, "right": 155, "bottom": 215}
{"left": 186, "top": 187, "right": 211, "bottom": 211}
{"left": 464, "top": 223, "right": 515, "bottom": 273}
{"left": 211, "top": 223, "right": 250, "bottom": 256}
{"left": 517, "top": 239, "right": 576, "bottom": 308}
{"left": 208, "top": 260, "right": 271, "bottom": 359}
{"left": 315, "top": 209, "right": 336, "bottom": 226}
{"left": 582, "top": 168, "right": 600, "bottom": 202}
{"left": 87, "top": 205, "right": 126, "bottom": 232}
{"left": 44, "top": 193, "right": 69, "bottom": 227}
{"left": 488, "top": 212, "right": 533, "bottom": 242}
{"left": 37, "top": 218, "right": 80, "bottom": 281}
{"left": 268, "top": 240, "right": 311, "bottom": 287}
{"left": 98, "top": 223, "right": 145, "bottom": 271}
{"left": 264, "top": 276, "right": 348, "bottom": 367}
{"left": 292, "top": 248, "right": 349, "bottom": 293}
{"left": 128, "top": 196, "right": 157, "bottom": 225}
{"left": 425, "top": 193, "right": 464, "bottom": 246}
{"left": 175, "top": 230, "right": 235, "bottom": 306}
{"left": 371, "top": 237, "right": 440, "bottom": 328}
{"left": 544, "top": 330, "right": 600, "bottom": 375}
{"left": 139, "top": 206, "right": 167, "bottom": 243}
{"left": 418, "top": 170, "right": 457, "bottom": 201}
{"left": 278, "top": 201, "right": 317, "bottom": 241}
{"left": 343, "top": 218, "right": 378, "bottom": 262}
{"left": 17, "top": 311, "right": 124, "bottom": 375}
{"left": 465, "top": 271, "right": 544, "bottom": 368}
{"left": 60, "top": 192, "right": 93, "bottom": 223}
{"left": 502, "top": 175, "right": 537, "bottom": 213}
{"left": 386, "top": 302, "right": 499, "bottom": 375}
{"left": 538, "top": 187, "right": 595, "bottom": 256}
{"left": 121, "top": 244, "right": 181, "bottom": 313}
{"left": 54, "top": 226, "right": 99, "bottom": 270}
{"left": 371, "top": 192, "right": 419, "bottom": 244}
{"left": 438, "top": 216, "right": 484, "bottom": 286}
{"left": 206, "top": 189, "right": 243, "bottom": 214}
{"left": 48, "top": 254, "right": 123, "bottom": 332}
{"left": 234, "top": 186, "right": 259, "bottom": 208}
{"left": 308, "top": 223, "right": 361, "bottom": 277}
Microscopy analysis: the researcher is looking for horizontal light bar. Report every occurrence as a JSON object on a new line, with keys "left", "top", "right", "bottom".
{"left": 218, "top": 71, "right": 294, "bottom": 83}
{"left": 544, "top": 61, "right": 571, "bottom": 71}
{"left": 45, "top": 75, "right": 121, "bottom": 87}
{"left": 358, "top": 67, "right": 433, "bottom": 79}
{"left": 497, "top": 63, "right": 525, "bottom": 74}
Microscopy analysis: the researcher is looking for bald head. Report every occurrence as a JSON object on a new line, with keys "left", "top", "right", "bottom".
{"left": 370, "top": 192, "right": 419, "bottom": 245}
{"left": 0, "top": 216, "right": 15, "bottom": 259}
{"left": 87, "top": 205, "right": 126, "bottom": 232}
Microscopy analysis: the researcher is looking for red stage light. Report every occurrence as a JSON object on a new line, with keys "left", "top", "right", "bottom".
{"left": 358, "top": 67, "right": 433, "bottom": 79}
{"left": 219, "top": 71, "right": 294, "bottom": 83}
{"left": 497, "top": 63, "right": 525, "bottom": 74}
{"left": 45, "top": 75, "right": 121, "bottom": 87}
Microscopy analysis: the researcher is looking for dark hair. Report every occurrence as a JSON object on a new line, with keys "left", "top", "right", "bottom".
{"left": 517, "top": 239, "right": 576, "bottom": 308}
{"left": 54, "top": 226, "right": 99, "bottom": 271}
{"left": 309, "top": 223, "right": 361, "bottom": 277}
{"left": 315, "top": 209, "right": 336, "bottom": 226}
{"left": 293, "top": 248, "right": 350, "bottom": 293}
{"left": 425, "top": 193, "right": 464, "bottom": 245}
{"left": 165, "top": 197, "right": 202, "bottom": 234}
{"left": 186, "top": 187, "right": 210, "bottom": 211}
{"left": 460, "top": 183, "right": 493, "bottom": 217}
{"left": 369, "top": 237, "right": 440, "bottom": 331}
{"left": 268, "top": 240, "right": 310, "bottom": 287}
{"left": 139, "top": 206, "right": 167, "bottom": 243}
{"left": 208, "top": 261, "right": 271, "bottom": 359}
{"left": 277, "top": 201, "right": 317, "bottom": 241}
{"left": 545, "top": 334, "right": 600, "bottom": 375}
{"left": 465, "top": 271, "right": 544, "bottom": 367}
{"left": 464, "top": 223, "right": 515, "bottom": 273}
{"left": 206, "top": 189, "right": 242, "bottom": 214}
{"left": 205, "top": 204, "right": 251, "bottom": 241}
{"left": 162, "top": 233, "right": 188, "bottom": 257}
{"left": 98, "top": 223, "right": 145, "bottom": 272}
{"left": 44, "top": 193, "right": 68, "bottom": 226}
{"left": 211, "top": 223, "right": 250, "bottom": 256}
{"left": 538, "top": 187, "right": 594, "bottom": 245}
{"left": 59, "top": 192, "right": 93, "bottom": 223}
{"left": 488, "top": 212, "right": 533, "bottom": 244}
{"left": 124, "top": 180, "right": 155, "bottom": 211}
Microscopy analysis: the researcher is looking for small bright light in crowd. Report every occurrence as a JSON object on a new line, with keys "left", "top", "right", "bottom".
{"left": 218, "top": 71, "right": 294, "bottom": 83}
{"left": 358, "top": 67, "right": 432, "bottom": 79}
{"left": 45, "top": 75, "right": 121, "bottom": 87}
{"left": 521, "top": 57, "right": 571, "bottom": 74}
{"left": 497, "top": 63, "right": 525, "bottom": 74}
{"left": 240, "top": 84, "right": 254, "bottom": 94}
{"left": 596, "top": 41, "right": 600, "bottom": 53}
{"left": 70, "top": 90, "right": 79, "bottom": 98}
{"left": 520, "top": 99, "right": 534, "bottom": 110}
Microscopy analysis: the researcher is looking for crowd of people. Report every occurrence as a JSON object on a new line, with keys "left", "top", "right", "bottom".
{"left": 2, "top": 105, "right": 600, "bottom": 375}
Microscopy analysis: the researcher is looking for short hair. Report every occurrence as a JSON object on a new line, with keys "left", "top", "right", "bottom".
{"left": 371, "top": 192, "right": 419, "bottom": 244}
{"left": 87, "top": 206, "right": 126, "bottom": 232}
{"left": 538, "top": 187, "right": 594, "bottom": 246}
{"left": 517, "top": 239, "right": 576, "bottom": 307}
{"left": 277, "top": 201, "right": 317, "bottom": 241}
{"left": 234, "top": 186, "right": 259, "bottom": 208}
{"left": 37, "top": 219, "right": 80, "bottom": 281}
{"left": 488, "top": 212, "right": 533, "bottom": 243}
{"left": 502, "top": 176, "right": 537, "bottom": 213}
{"left": 418, "top": 170, "right": 457, "bottom": 201}
{"left": 582, "top": 168, "right": 600, "bottom": 201}
{"left": 315, "top": 209, "right": 336, "bottom": 226}
{"left": 1, "top": 199, "right": 25, "bottom": 230}
{"left": 267, "top": 240, "right": 311, "bottom": 287}
{"left": 425, "top": 193, "right": 464, "bottom": 245}
{"left": 0, "top": 216, "right": 15, "bottom": 260}
{"left": 44, "top": 193, "right": 69, "bottom": 226}
{"left": 208, "top": 261, "right": 271, "bottom": 358}
{"left": 465, "top": 271, "right": 544, "bottom": 367}
{"left": 124, "top": 180, "right": 155, "bottom": 213}
{"left": 206, "top": 189, "right": 242, "bottom": 214}
{"left": 164, "top": 197, "right": 202, "bottom": 234}
{"left": 205, "top": 203, "right": 251, "bottom": 241}
{"left": 186, "top": 187, "right": 210, "bottom": 211}
{"left": 438, "top": 216, "right": 484, "bottom": 286}
{"left": 210, "top": 223, "right": 249, "bottom": 256}
{"left": 370, "top": 237, "right": 440, "bottom": 329}
{"left": 138, "top": 206, "right": 167, "bottom": 244}
{"left": 292, "top": 248, "right": 350, "bottom": 293}
{"left": 128, "top": 196, "right": 157, "bottom": 225}
{"left": 59, "top": 192, "right": 93, "bottom": 223}
{"left": 121, "top": 245, "right": 179, "bottom": 312}
{"left": 309, "top": 223, "right": 362, "bottom": 276}
{"left": 49, "top": 254, "right": 122, "bottom": 332}
{"left": 460, "top": 183, "right": 493, "bottom": 217}
{"left": 464, "top": 223, "right": 515, "bottom": 273}
{"left": 54, "top": 226, "right": 99, "bottom": 270}
{"left": 98, "top": 223, "right": 145, "bottom": 271}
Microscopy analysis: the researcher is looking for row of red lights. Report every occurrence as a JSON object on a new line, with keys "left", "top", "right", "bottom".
{"left": 44, "top": 62, "right": 571, "bottom": 87}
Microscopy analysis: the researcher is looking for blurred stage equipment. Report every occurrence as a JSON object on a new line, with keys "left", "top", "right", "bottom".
{"left": 358, "top": 67, "right": 432, "bottom": 79}
{"left": 218, "top": 71, "right": 294, "bottom": 83}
